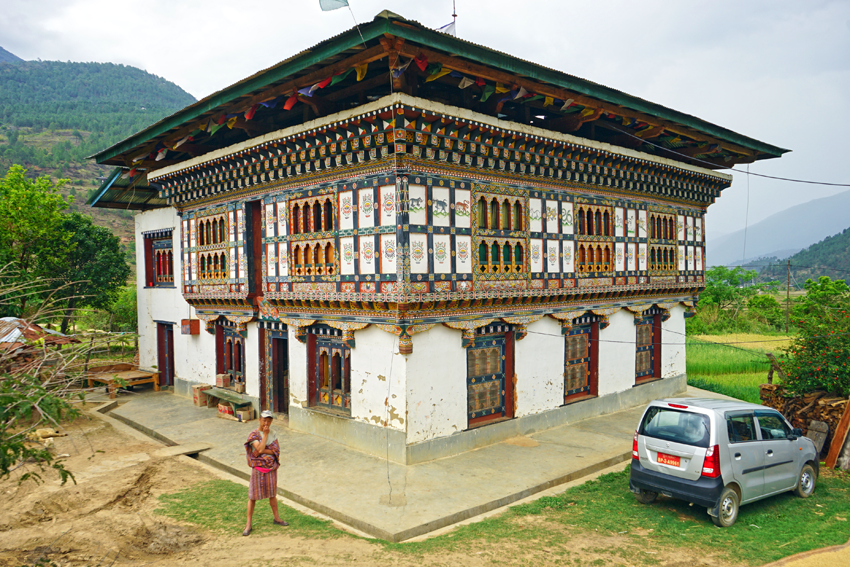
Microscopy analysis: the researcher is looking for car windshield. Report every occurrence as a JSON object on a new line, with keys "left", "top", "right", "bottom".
{"left": 640, "top": 407, "right": 711, "bottom": 448}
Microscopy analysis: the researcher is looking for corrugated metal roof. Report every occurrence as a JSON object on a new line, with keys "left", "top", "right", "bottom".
{"left": 91, "top": 10, "right": 787, "bottom": 168}
{"left": 87, "top": 168, "right": 168, "bottom": 211}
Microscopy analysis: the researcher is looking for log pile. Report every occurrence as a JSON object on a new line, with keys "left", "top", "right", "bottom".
{"left": 760, "top": 384, "right": 849, "bottom": 457}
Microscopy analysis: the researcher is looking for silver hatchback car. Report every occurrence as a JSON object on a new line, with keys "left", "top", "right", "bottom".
{"left": 629, "top": 398, "right": 819, "bottom": 527}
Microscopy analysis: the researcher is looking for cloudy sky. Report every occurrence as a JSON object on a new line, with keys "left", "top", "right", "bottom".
{"left": 2, "top": 0, "right": 848, "bottom": 241}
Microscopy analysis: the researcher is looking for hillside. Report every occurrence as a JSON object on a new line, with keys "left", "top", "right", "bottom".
{"left": 0, "top": 46, "right": 23, "bottom": 64}
{"left": 706, "top": 190, "right": 850, "bottom": 267}
{"left": 0, "top": 60, "right": 195, "bottom": 260}
{"left": 759, "top": 227, "right": 850, "bottom": 284}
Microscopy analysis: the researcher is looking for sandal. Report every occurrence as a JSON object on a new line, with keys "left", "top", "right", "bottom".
{"left": 273, "top": 519, "right": 289, "bottom": 526}
{"left": 242, "top": 527, "right": 252, "bottom": 536}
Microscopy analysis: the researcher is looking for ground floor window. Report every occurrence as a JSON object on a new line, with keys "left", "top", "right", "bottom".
{"left": 564, "top": 315, "right": 599, "bottom": 402}
{"left": 142, "top": 228, "right": 174, "bottom": 287}
{"left": 467, "top": 324, "right": 514, "bottom": 426}
{"left": 216, "top": 325, "right": 245, "bottom": 387}
{"left": 636, "top": 310, "right": 662, "bottom": 383}
{"left": 307, "top": 326, "right": 351, "bottom": 413}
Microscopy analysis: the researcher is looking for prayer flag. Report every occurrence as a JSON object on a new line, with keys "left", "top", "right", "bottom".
{"left": 475, "top": 77, "right": 485, "bottom": 87}
{"left": 543, "top": 96, "right": 554, "bottom": 107}
{"left": 480, "top": 84, "right": 496, "bottom": 102}
{"left": 330, "top": 67, "right": 354, "bottom": 85}
{"left": 317, "top": 76, "right": 333, "bottom": 89}
{"left": 131, "top": 152, "right": 147, "bottom": 163}
{"left": 355, "top": 63, "right": 368, "bottom": 81}
{"left": 209, "top": 122, "right": 224, "bottom": 136}
{"left": 458, "top": 76, "right": 475, "bottom": 89}
{"left": 495, "top": 83, "right": 509, "bottom": 94}
{"left": 284, "top": 94, "right": 298, "bottom": 111}
{"left": 392, "top": 58, "right": 412, "bottom": 79}
{"left": 437, "top": 21, "right": 456, "bottom": 36}
{"left": 155, "top": 148, "right": 168, "bottom": 161}
{"left": 514, "top": 86, "right": 528, "bottom": 99}
{"left": 217, "top": 115, "right": 227, "bottom": 125}
{"left": 414, "top": 54, "right": 428, "bottom": 72}
{"left": 259, "top": 98, "right": 279, "bottom": 109}
{"left": 425, "top": 68, "right": 451, "bottom": 82}
{"left": 560, "top": 98, "right": 575, "bottom": 111}
{"left": 319, "top": 0, "right": 348, "bottom": 11}
{"left": 226, "top": 116, "right": 238, "bottom": 129}
{"left": 173, "top": 135, "right": 191, "bottom": 149}
{"left": 244, "top": 104, "right": 259, "bottom": 121}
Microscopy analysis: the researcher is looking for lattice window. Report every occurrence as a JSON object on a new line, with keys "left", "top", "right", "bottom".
{"left": 565, "top": 327, "right": 590, "bottom": 396}
{"left": 576, "top": 243, "right": 613, "bottom": 273}
{"left": 636, "top": 313, "right": 661, "bottom": 383}
{"left": 576, "top": 204, "right": 612, "bottom": 236}
{"left": 649, "top": 245, "right": 677, "bottom": 272}
{"left": 467, "top": 337, "right": 505, "bottom": 421}
{"left": 476, "top": 195, "right": 524, "bottom": 231}
{"left": 477, "top": 238, "right": 525, "bottom": 274}
{"left": 291, "top": 195, "right": 335, "bottom": 235}
{"left": 307, "top": 327, "right": 351, "bottom": 413}
{"left": 217, "top": 326, "right": 245, "bottom": 387}
{"left": 143, "top": 229, "right": 174, "bottom": 287}
{"left": 649, "top": 212, "right": 677, "bottom": 241}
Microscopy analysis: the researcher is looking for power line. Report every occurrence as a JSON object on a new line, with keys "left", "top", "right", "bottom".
{"left": 608, "top": 125, "right": 850, "bottom": 187}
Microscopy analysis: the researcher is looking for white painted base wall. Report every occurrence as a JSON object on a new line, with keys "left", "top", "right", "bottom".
{"left": 135, "top": 209, "right": 688, "bottom": 453}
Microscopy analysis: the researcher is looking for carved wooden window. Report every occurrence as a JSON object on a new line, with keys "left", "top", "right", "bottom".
{"left": 291, "top": 240, "right": 335, "bottom": 277}
{"left": 467, "top": 325, "right": 514, "bottom": 426}
{"left": 636, "top": 313, "right": 661, "bottom": 383}
{"left": 649, "top": 212, "right": 677, "bottom": 242}
{"left": 143, "top": 229, "right": 174, "bottom": 288}
{"left": 217, "top": 326, "right": 245, "bottom": 387}
{"left": 564, "top": 316, "right": 599, "bottom": 402}
{"left": 288, "top": 194, "right": 338, "bottom": 278}
{"left": 477, "top": 238, "right": 525, "bottom": 274}
{"left": 649, "top": 245, "right": 676, "bottom": 273}
{"left": 307, "top": 328, "right": 351, "bottom": 414}
{"left": 576, "top": 243, "right": 613, "bottom": 273}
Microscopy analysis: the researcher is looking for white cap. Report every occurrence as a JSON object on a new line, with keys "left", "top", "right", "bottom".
{"left": 260, "top": 410, "right": 274, "bottom": 419}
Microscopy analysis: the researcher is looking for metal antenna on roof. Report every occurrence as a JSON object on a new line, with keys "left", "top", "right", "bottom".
{"left": 453, "top": 0, "right": 457, "bottom": 30}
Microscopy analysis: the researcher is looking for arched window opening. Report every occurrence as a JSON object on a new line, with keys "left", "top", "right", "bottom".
{"left": 325, "top": 243, "right": 333, "bottom": 265}
{"left": 323, "top": 199, "right": 333, "bottom": 231}
{"left": 206, "top": 222, "right": 212, "bottom": 246}
{"left": 319, "top": 352, "right": 329, "bottom": 389}
{"left": 235, "top": 341, "right": 242, "bottom": 373}
{"left": 212, "top": 254, "right": 219, "bottom": 276}
{"left": 501, "top": 200, "right": 510, "bottom": 230}
{"left": 491, "top": 242, "right": 500, "bottom": 272}
{"left": 586, "top": 209, "right": 594, "bottom": 236}
{"left": 479, "top": 242, "right": 488, "bottom": 272}
{"left": 605, "top": 246, "right": 611, "bottom": 265}
{"left": 313, "top": 244, "right": 320, "bottom": 266}
{"left": 513, "top": 202, "right": 522, "bottom": 231}
{"left": 477, "top": 198, "right": 487, "bottom": 228}
{"left": 220, "top": 252, "right": 227, "bottom": 276}
{"left": 603, "top": 211, "right": 610, "bottom": 236}
{"left": 490, "top": 199, "right": 499, "bottom": 230}
{"left": 331, "top": 353, "right": 342, "bottom": 392}
{"left": 199, "top": 256, "right": 206, "bottom": 279}
{"left": 226, "top": 340, "right": 233, "bottom": 373}
{"left": 212, "top": 219, "right": 219, "bottom": 244}
{"left": 595, "top": 211, "right": 602, "bottom": 236}
{"left": 650, "top": 248, "right": 656, "bottom": 269}
{"left": 578, "top": 245, "right": 586, "bottom": 266}
{"left": 514, "top": 244, "right": 523, "bottom": 270}
{"left": 312, "top": 202, "right": 321, "bottom": 233}
{"left": 595, "top": 246, "right": 603, "bottom": 264}
{"left": 292, "top": 204, "right": 301, "bottom": 235}
{"left": 578, "top": 208, "right": 586, "bottom": 235}
{"left": 650, "top": 216, "right": 656, "bottom": 239}
{"left": 219, "top": 218, "right": 225, "bottom": 243}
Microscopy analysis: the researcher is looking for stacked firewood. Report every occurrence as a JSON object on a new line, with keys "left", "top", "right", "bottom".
{"left": 760, "top": 384, "right": 848, "bottom": 455}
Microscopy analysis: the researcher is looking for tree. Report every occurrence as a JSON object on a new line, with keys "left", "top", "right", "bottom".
{"left": 0, "top": 165, "right": 70, "bottom": 316}
{"left": 51, "top": 212, "right": 131, "bottom": 334}
{"left": 782, "top": 277, "right": 850, "bottom": 397}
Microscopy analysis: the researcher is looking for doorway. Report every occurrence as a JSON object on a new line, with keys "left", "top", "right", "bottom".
{"left": 272, "top": 336, "right": 289, "bottom": 414}
{"left": 156, "top": 322, "right": 175, "bottom": 387}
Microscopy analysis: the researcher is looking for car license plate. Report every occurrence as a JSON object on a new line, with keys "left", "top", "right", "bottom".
{"left": 657, "top": 452, "right": 680, "bottom": 467}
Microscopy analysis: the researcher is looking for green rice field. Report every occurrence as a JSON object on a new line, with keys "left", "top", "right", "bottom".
{"left": 686, "top": 334, "right": 790, "bottom": 403}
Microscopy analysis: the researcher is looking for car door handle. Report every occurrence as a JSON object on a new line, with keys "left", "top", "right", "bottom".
{"left": 766, "top": 450, "right": 774, "bottom": 456}
{"left": 734, "top": 453, "right": 742, "bottom": 460}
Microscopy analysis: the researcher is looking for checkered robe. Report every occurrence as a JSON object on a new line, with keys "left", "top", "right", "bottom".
{"left": 245, "top": 430, "right": 280, "bottom": 501}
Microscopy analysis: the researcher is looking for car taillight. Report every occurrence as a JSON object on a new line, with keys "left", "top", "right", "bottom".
{"left": 702, "top": 445, "right": 720, "bottom": 478}
{"left": 668, "top": 403, "right": 689, "bottom": 409}
{"left": 633, "top": 430, "right": 640, "bottom": 460}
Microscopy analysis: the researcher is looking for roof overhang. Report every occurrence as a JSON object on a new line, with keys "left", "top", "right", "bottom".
{"left": 87, "top": 167, "right": 167, "bottom": 211}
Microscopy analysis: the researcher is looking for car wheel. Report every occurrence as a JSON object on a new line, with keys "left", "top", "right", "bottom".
{"left": 711, "top": 487, "right": 739, "bottom": 528}
{"left": 793, "top": 463, "right": 816, "bottom": 498}
{"left": 634, "top": 489, "right": 658, "bottom": 504}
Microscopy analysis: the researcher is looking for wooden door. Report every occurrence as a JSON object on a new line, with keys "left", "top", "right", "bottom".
{"left": 156, "top": 322, "right": 175, "bottom": 387}
{"left": 467, "top": 331, "right": 514, "bottom": 426}
{"left": 272, "top": 337, "right": 289, "bottom": 414}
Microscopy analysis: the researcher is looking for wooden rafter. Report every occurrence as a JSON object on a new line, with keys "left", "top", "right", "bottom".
{"left": 395, "top": 43, "right": 754, "bottom": 158}
{"left": 123, "top": 44, "right": 390, "bottom": 166}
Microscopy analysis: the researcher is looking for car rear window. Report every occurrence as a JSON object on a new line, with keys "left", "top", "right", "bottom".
{"left": 639, "top": 406, "right": 711, "bottom": 448}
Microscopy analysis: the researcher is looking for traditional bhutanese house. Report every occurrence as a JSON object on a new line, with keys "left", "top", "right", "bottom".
{"left": 89, "top": 11, "right": 787, "bottom": 463}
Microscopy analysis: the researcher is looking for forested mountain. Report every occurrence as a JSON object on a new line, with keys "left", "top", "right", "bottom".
{"left": 0, "top": 59, "right": 195, "bottom": 250}
{"left": 760, "top": 227, "right": 850, "bottom": 284}
{"left": 0, "top": 46, "right": 23, "bottom": 64}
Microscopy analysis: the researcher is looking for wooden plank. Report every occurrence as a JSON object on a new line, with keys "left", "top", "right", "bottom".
{"left": 153, "top": 443, "right": 213, "bottom": 458}
{"left": 825, "top": 401, "right": 850, "bottom": 469}
{"left": 396, "top": 44, "right": 754, "bottom": 158}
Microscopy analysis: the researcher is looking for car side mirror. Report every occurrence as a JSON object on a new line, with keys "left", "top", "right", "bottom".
{"left": 788, "top": 427, "right": 803, "bottom": 441}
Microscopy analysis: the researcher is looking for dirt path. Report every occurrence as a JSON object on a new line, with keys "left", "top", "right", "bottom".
{"left": 0, "top": 408, "right": 740, "bottom": 567}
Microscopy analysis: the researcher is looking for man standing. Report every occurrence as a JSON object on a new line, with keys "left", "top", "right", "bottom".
{"left": 243, "top": 410, "right": 288, "bottom": 536}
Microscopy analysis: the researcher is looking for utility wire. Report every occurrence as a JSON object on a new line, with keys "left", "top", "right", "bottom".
{"left": 607, "top": 125, "right": 850, "bottom": 187}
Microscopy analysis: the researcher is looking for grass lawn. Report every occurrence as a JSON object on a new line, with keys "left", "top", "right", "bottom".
{"left": 156, "top": 467, "right": 850, "bottom": 566}
{"left": 686, "top": 333, "right": 794, "bottom": 403}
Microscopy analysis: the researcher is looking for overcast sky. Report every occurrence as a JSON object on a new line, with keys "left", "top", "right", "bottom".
{"left": 1, "top": 0, "right": 848, "bottom": 240}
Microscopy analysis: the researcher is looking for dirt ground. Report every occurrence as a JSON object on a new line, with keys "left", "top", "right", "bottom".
{"left": 0, "top": 407, "right": 815, "bottom": 567}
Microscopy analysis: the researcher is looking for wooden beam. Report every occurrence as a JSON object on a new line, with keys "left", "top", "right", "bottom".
{"left": 396, "top": 44, "right": 754, "bottom": 158}
{"left": 123, "top": 44, "right": 389, "bottom": 166}
{"left": 826, "top": 401, "right": 850, "bottom": 469}
{"left": 326, "top": 72, "right": 391, "bottom": 102}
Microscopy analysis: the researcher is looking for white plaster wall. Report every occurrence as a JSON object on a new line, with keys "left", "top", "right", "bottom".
{"left": 405, "top": 325, "right": 468, "bottom": 444}
{"left": 243, "top": 323, "right": 261, "bottom": 398}
{"left": 135, "top": 208, "right": 217, "bottom": 386}
{"left": 288, "top": 327, "right": 309, "bottom": 408}
{"left": 597, "top": 309, "right": 638, "bottom": 396}
{"left": 350, "top": 326, "right": 407, "bottom": 431}
{"left": 514, "top": 317, "right": 563, "bottom": 417}
{"left": 660, "top": 305, "right": 687, "bottom": 378}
